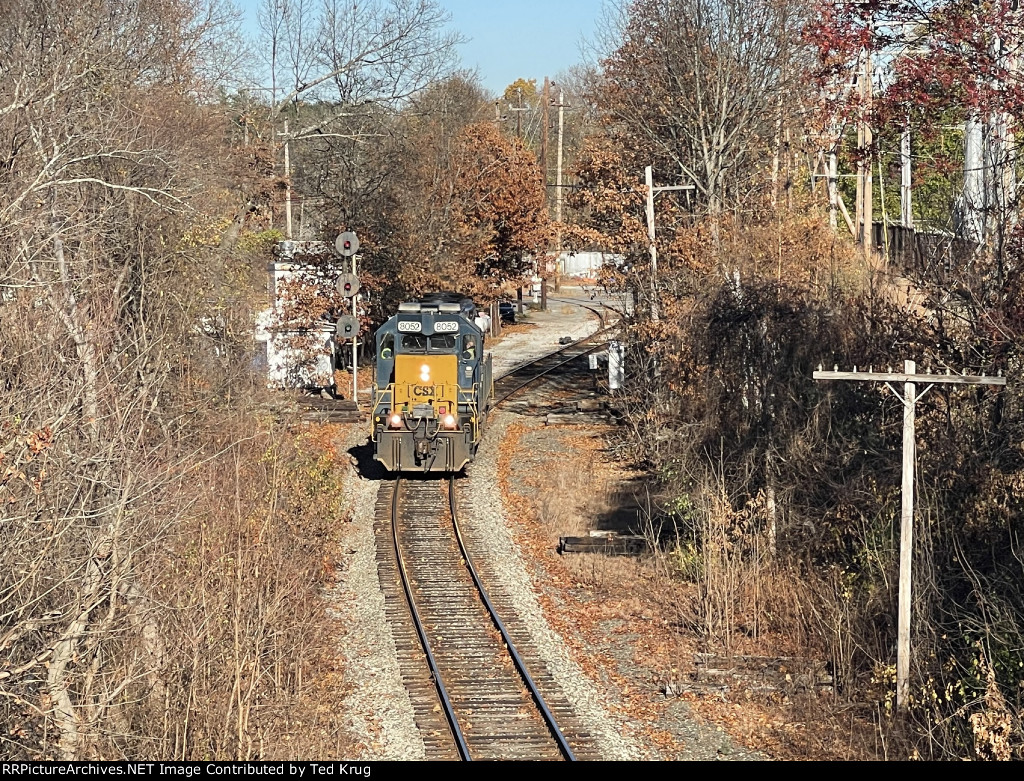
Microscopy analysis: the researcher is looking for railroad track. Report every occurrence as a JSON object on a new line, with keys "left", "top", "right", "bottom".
{"left": 376, "top": 476, "right": 588, "bottom": 760}
{"left": 371, "top": 297, "right": 617, "bottom": 760}
{"left": 492, "top": 304, "right": 615, "bottom": 405}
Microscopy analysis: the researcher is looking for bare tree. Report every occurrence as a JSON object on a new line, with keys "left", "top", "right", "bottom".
{"left": 258, "top": 0, "right": 460, "bottom": 139}
{"left": 597, "top": 0, "right": 810, "bottom": 231}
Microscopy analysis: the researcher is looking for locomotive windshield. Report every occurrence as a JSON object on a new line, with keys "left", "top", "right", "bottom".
{"left": 400, "top": 334, "right": 428, "bottom": 352}
{"left": 398, "top": 333, "right": 458, "bottom": 354}
{"left": 428, "top": 334, "right": 457, "bottom": 352}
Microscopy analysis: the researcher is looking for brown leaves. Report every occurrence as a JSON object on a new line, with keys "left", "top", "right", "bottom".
{"left": 26, "top": 427, "right": 52, "bottom": 456}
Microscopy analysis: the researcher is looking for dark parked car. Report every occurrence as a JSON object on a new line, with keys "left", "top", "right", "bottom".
{"left": 498, "top": 301, "right": 516, "bottom": 324}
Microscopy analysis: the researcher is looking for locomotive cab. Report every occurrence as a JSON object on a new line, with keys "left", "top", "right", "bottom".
{"left": 372, "top": 298, "right": 493, "bottom": 472}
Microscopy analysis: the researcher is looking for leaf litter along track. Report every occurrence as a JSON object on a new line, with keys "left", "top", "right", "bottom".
{"left": 374, "top": 476, "right": 599, "bottom": 760}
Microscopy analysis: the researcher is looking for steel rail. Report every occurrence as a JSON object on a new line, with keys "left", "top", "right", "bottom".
{"left": 491, "top": 295, "right": 620, "bottom": 405}
{"left": 493, "top": 333, "right": 611, "bottom": 406}
{"left": 389, "top": 478, "right": 472, "bottom": 761}
{"left": 445, "top": 477, "right": 577, "bottom": 761}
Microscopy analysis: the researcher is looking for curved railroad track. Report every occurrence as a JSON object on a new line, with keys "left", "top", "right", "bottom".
{"left": 492, "top": 300, "right": 616, "bottom": 405}
{"left": 372, "top": 297, "right": 616, "bottom": 760}
{"left": 378, "top": 476, "right": 579, "bottom": 760}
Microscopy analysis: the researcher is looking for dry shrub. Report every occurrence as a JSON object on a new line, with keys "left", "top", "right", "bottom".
{"left": 666, "top": 477, "right": 820, "bottom": 656}
{"left": 145, "top": 414, "right": 351, "bottom": 760}
{"left": 535, "top": 452, "right": 604, "bottom": 538}
{"left": 968, "top": 663, "right": 1019, "bottom": 761}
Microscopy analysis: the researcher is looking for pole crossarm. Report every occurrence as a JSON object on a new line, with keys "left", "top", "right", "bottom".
{"left": 813, "top": 367, "right": 1006, "bottom": 386}
{"left": 652, "top": 184, "right": 695, "bottom": 195}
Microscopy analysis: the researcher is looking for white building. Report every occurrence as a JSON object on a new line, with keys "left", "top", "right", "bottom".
{"left": 555, "top": 251, "right": 622, "bottom": 278}
{"left": 255, "top": 241, "right": 343, "bottom": 390}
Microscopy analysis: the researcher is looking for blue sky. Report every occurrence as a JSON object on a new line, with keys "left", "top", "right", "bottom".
{"left": 235, "top": 0, "right": 606, "bottom": 95}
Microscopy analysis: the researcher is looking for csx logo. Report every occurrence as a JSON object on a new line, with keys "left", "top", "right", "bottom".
{"left": 412, "top": 385, "right": 435, "bottom": 397}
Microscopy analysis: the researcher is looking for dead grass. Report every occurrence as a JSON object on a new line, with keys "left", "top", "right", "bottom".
{"left": 496, "top": 416, "right": 881, "bottom": 760}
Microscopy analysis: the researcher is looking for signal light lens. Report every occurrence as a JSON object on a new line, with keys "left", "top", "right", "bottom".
{"left": 442, "top": 414, "right": 457, "bottom": 429}
{"left": 389, "top": 413, "right": 403, "bottom": 429}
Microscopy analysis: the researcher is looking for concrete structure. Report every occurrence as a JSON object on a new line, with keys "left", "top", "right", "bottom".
{"left": 255, "top": 241, "right": 343, "bottom": 390}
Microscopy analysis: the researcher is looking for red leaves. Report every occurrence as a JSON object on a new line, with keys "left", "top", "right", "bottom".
{"left": 807, "top": 0, "right": 1024, "bottom": 130}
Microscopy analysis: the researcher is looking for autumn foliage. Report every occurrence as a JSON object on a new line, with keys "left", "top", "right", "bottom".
{"left": 567, "top": 0, "right": 1024, "bottom": 760}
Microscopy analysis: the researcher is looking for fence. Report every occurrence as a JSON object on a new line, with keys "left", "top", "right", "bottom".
{"left": 875, "top": 222, "right": 979, "bottom": 283}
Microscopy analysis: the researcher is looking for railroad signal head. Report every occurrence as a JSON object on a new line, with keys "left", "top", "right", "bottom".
{"left": 336, "top": 273, "right": 360, "bottom": 297}
{"left": 335, "top": 314, "right": 359, "bottom": 339}
{"left": 335, "top": 231, "right": 360, "bottom": 257}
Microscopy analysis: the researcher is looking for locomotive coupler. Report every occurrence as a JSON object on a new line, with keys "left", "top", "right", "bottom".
{"left": 415, "top": 438, "right": 431, "bottom": 459}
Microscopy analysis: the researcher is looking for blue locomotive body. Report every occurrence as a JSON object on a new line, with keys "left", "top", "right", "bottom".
{"left": 371, "top": 294, "right": 493, "bottom": 472}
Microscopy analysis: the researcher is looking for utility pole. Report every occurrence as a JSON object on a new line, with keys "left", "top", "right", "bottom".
{"left": 283, "top": 119, "right": 293, "bottom": 239}
{"left": 963, "top": 116, "right": 985, "bottom": 243}
{"left": 536, "top": 77, "right": 550, "bottom": 314}
{"left": 644, "top": 166, "right": 659, "bottom": 322}
{"left": 828, "top": 146, "right": 839, "bottom": 231}
{"left": 506, "top": 86, "right": 530, "bottom": 139}
{"left": 813, "top": 361, "right": 1007, "bottom": 710}
{"left": 644, "top": 166, "right": 695, "bottom": 323}
{"left": 541, "top": 77, "right": 550, "bottom": 184}
{"left": 516, "top": 86, "right": 523, "bottom": 138}
{"left": 901, "top": 124, "right": 913, "bottom": 228}
{"left": 542, "top": 86, "right": 567, "bottom": 309}
{"left": 555, "top": 87, "right": 565, "bottom": 232}
{"left": 862, "top": 51, "right": 873, "bottom": 263}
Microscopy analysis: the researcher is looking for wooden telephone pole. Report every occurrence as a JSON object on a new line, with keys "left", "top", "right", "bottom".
{"left": 859, "top": 51, "right": 873, "bottom": 262}
{"left": 644, "top": 166, "right": 694, "bottom": 322}
{"left": 813, "top": 361, "right": 1006, "bottom": 710}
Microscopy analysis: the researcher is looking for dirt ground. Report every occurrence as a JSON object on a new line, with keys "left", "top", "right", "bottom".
{"left": 496, "top": 419, "right": 883, "bottom": 759}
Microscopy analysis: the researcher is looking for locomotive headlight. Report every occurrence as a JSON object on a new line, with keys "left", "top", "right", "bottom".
{"left": 389, "top": 413, "right": 403, "bottom": 428}
{"left": 442, "top": 414, "right": 457, "bottom": 429}
{"left": 419, "top": 364, "right": 431, "bottom": 382}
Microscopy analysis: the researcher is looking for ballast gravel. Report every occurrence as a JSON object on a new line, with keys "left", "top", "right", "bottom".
{"left": 464, "top": 411, "right": 643, "bottom": 760}
{"left": 327, "top": 424, "right": 425, "bottom": 761}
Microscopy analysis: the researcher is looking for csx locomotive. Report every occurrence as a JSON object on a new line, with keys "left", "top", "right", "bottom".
{"left": 371, "top": 294, "right": 493, "bottom": 472}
